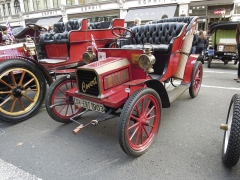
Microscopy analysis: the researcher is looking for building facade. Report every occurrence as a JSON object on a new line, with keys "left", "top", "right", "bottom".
{"left": 0, "top": 0, "right": 240, "bottom": 30}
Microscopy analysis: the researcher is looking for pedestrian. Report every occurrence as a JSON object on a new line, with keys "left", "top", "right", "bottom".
{"left": 162, "top": 14, "right": 168, "bottom": 19}
{"left": 234, "top": 21, "right": 240, "bottom": 82}
{"left": 191, "top": 31, "right": 198, "bottom": 54}
{"left": 124, "top": 17, "right": 141, "bottom": 36}
{"left": 195, "top": 30, "right": 206, "bottom": 54}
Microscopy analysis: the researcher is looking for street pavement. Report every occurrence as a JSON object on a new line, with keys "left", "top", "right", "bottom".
{"left": 1, "top": 61, "right": 240, "bottom": 180}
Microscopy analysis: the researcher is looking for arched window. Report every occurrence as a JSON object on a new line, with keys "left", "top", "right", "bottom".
{"left": 14, "top": 0, "right": 20, "bottom": 14}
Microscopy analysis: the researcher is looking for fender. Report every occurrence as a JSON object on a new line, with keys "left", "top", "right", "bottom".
{"left": 124, "top": 79, "right": 170, "bottom": 108}
{"left": 0, "top": 55, "right": 53, "bottom": 85}
{"left": 182, "top": 54, "right": 198, "bottom": 84}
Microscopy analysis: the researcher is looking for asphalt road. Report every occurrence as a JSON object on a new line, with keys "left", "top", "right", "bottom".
{"left": 1, "top": 60, "right": 240, "bottom": 180}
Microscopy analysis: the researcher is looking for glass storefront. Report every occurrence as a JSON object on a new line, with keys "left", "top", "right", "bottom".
{"left": 86, "top": 15, "right": 118, "bottom": 22}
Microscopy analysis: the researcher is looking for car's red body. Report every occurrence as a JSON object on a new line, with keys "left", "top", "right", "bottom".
{"left": 45, "top": 16, "right": 203, "bottom": 157}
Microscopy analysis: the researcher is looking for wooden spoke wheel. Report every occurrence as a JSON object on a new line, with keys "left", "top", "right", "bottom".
{"left": 118, "top": 88, "right": 161, "bottom": 157}
{"left": 45, "top": 76, "right": 84, "bottom": 123}
{"left": 0, "top": 60, "right": 46, "bottom": 124}
{"left": 111, "top": 26, "right": 133, "bottom": 39}
{"left": 222, "top": 94, "right": 240, "bottom": 167}
{"left": 189, "top": 61, "right": 203, "bottom": 98}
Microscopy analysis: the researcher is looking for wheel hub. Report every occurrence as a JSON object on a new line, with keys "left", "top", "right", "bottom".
{"left": 12, "top": 86, "right": 25, "bottom": 98}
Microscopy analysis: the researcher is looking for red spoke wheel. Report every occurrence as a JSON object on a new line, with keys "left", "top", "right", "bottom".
{"left": 45, "top": 76, "right": 84, "bottom": 123}
{"left": 118, "top": 88, "right": 161, "bottom": 157}
{"left": 189, "top": 61, "right": 203, "bottom": 98}
{"left": 222, "top": 94, "right": 240, "bottom": 167}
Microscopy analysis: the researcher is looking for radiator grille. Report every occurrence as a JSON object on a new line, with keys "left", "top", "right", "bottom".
{"left": 77, "top": 70, "right": 99, "bottom": 96}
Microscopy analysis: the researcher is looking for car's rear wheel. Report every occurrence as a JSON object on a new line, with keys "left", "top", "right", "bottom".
{"left": 45, "top": 75, "right": 84, "bottom": 123}
{"left": 189, "top": 61, "right": 203, "bottom": 98}
{"left": 222, "top": 94, "right": 240, "bottom": 167}
{"left": 118, "top": 88, "right": 161, "bottom": 157}
{"left": 208, "top": 56, "right": 212, "bottom": 68}
{"left": 0, "top": 59, "right": 46, "bottom": 124}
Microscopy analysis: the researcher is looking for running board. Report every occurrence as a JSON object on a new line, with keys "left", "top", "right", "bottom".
{"left": 38, "top": 59, "right": 67, "bottom": 64}
{"left": 168, "top": 84, "right": 189, "bottom": 103}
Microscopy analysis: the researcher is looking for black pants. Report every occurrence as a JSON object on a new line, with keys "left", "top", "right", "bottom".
{"left": 237, "top": 44, "right": 240, "bottom": 78}
{"left": 196, "top": 47, "right": 203, "bottom": 54}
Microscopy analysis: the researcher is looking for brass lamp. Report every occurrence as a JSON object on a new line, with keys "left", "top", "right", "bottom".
{"left": 23, "top": 35, "right": 36, "bottom": 56}
{"left": 82, "top": 46, "right": 96, "bottom": 64}
{"left": 138, "top": 46, "right": 156, "bottom": 73}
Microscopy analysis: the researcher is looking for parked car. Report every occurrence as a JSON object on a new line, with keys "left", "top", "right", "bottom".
{"left": 0, "top": 18, "right": 124, "bottom": 124}
{"left": 220, "top": 94, "right": 240, "bottom": 167}
{"left": 206, "top": 21, "right": 238, "bottom": 68}
{"left": 45, "top": 16, "right": 202, "bottom": 157}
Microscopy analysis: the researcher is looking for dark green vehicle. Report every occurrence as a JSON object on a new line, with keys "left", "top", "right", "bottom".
{"left": 206, "top": 21, "right": 238, "bottom": 68}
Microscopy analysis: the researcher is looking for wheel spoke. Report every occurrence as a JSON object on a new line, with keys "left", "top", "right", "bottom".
{"left": 145, "top": 105, "right": 155, "bottom": 117}
{"left": 147, "top": 115, "right": 156, "bottom": 120}
{"left": 141, "top": 99, "right": 145, "bottom": 114}
{"left": 18, "top": 71, "right": 26, "bottom": 86}
{"left": 23, "top": 78, "right": 35, "bottom": 89}
{"left": 58, "top": 89, "right": 66, "bottom": 96}
{"left": 65, "top": 104, "right": 69, "bottom": 116}
{"left": 18, "top": 97, "right": 25, "bottom": 110}
{"left": 136, "top": 104, "right": 141, "bottom": 117}
{"left": 0, "top": 96, "right": 11, "bottom": 107}
{"left": 144, "top": 99, "right": 151, "bottom": 115}
{"left": 143, "top": 126, "right": 150, "bottom": 138}
{"left": 129, "top": 126, "right": 139, "bottom": 141}
{"left": 58, "top": 104, "right": 67, "bottom": 114}
{"left": 70, "top": 104, "right": 74, "bottom": 114}
{"left": 9, "top": 72, "right": 17, "bottom": 86}
{"left": 134, "top": 126, "right": 141, "bottom": 145}
{"left": 22, "top": 94, "right": 34, "bottom": 102}
{"left": 130, "top": 115, "right": 140, "bottom": 122}
{"left": 0, "top": 91, "right": 12, "bottom": 94}
{"left": 128, "top": 122, "right": 139, "bottom": 130}
{"left": 0, "top": 79, "right": 13, "bottom": 89}
{"left": 10, "top": 98, "right": 17, "bottom": 112}
{"left": 25, "top": 88, "right": 38, "bottom": 92}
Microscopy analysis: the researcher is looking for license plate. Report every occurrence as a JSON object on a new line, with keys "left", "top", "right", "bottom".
{"left": 224, "top": 53, "right": 234, "bottom": 55}
{"left": 73, "top": 97, "right": 105, "bottom": 113}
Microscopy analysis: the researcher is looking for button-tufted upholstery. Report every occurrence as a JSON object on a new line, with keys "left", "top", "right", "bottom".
{"left": 88, "top": 22, "right": 101, "bottom": 29}
{"left": 66, "top": 19, "right": 82, "bottom": 31}
{"left": 54, "top": 32, "right": 68, "bottom": 43}
{"left": 121, "top": 22, "right": 186, "bottom": 54}
{"left": 151, "top": 16, "right": 196, "bottom": 33}
{"left": 53, "top": 22, "right": 66, "bottom": 33}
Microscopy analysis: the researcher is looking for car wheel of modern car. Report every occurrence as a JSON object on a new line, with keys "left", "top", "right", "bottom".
{"left": 46, "top": 75, "right": 84, "bottom": 123}
{"left": 118, "top": 88, "right": 161, "bottom": 157}
{"left": 222, "top": 94, "right": 240, "bottom": 167}
{"left": 0, "top": 59, "right": 46, "bottom": 124}
{"left": 189, "top": 61, "right": 203, "bottom": 98}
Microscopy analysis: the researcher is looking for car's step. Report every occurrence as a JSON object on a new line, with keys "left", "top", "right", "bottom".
{"left": 168, "top": 84, "right": 189, "bottom": 103}
{"left": 38, "top": 59, "right": 67, "bottom": 64}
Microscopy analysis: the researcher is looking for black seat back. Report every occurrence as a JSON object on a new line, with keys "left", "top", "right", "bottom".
{"left": 53, "top": 22, "right": 66, "bottom": 33}
{"left": 66, "top": 19, "right": 83, "bottom": 31}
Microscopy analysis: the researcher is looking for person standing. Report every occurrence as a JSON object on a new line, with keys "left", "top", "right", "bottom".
{"left": 124, "top": 17, "right": 141, "bottom": 36}
{"left": 235, "top": 21, "right": 240, "bottom": 82}
{"left": 195, "top": 30, "right": 206, "bottom": 54}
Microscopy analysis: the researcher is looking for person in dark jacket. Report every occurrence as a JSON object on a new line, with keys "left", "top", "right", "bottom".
{"left": 196, "top": 30, "right": 206, "bottom": 54}
{"left": 234, "top": 21, "right": 240, "bottom": 82}
{"left": 191, "top": 31, "right": 198, "bottom": 54}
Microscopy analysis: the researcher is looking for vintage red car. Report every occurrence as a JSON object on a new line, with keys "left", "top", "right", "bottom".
{"left": 0, "top": 18, "right": 124, "bottom": 124}
{"left": 45, "top": 16, "right": 203, "bottom": 157}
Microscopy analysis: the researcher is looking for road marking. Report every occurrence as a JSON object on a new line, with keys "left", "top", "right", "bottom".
{"left": 202, "top": 85, "right": 240, "bottom": 90}
{"left": 0, "top": 159, "right": 42, "bottom": 180}
{"left": 203, "top": 70, "right": 236, "bottom": 74}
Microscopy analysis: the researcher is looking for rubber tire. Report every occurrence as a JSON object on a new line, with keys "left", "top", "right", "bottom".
{"left": 0, "top": 59, "right": 46, "bottom": 124}
{"left": 208, "top": 56, "right": 212, "bottom": 68}
{"left": 222, "top": 94, "right": 240, "bottom": 167}
{"left": 118, "top": 88, "right": 162, "bottom": 157}
{"left": 189, "top": 61, "right": 203, "bottom": 98}
{"left": 45, "top": 75, "right": 81, "bottom": 123}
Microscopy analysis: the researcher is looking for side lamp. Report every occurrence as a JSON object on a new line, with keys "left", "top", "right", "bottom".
{"left": 138, "top": 47, "right": 156, "bottom": 73}
{"left": 82, "top": 46, "right": 96, "bottom": 64}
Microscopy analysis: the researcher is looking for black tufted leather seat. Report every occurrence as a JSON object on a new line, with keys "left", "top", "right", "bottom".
{"left": 151, "top": 16, "right": 196, "bottom": 33}
{"left": 88, "top": 22, "right": 101, "bottom": 29}
{"left": 66, "top": 19, "right": 82, "bottom": 31}
{"left": 121, "top": 22, "right": 186, "bottom": 54}
{"left": 53, "top": 22, "right": 66, "bottom": 33}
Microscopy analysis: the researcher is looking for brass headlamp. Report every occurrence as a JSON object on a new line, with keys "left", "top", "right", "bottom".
{"left": 23, "top": 35, "right": 36, "bottom": 56}
{"left": 82, "top": 46, "right": 96, "bottom": 64}
{"left": 138, "top": 44, "right": 156, "bottom": 73}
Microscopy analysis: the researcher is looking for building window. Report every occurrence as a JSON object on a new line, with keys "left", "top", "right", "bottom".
{"left": 7, "top": 3, "right": 12, "bottom": 15}
{"left": 24, "top": 0, "right": 29, "bottom": 12}
{"left": 67, "top": 0, "right": 78, "bottom": 6}
{"left": 14, "top": 0, "right": 20, "bottom": 14}
{"left": 79, "top": 0, "right": 85, "bottom": 4}
{"left": 53, "top": 0, "right": 60, "bottom": 8}
{"left": 2, "top": 4, "right": 6, "bottom": 16}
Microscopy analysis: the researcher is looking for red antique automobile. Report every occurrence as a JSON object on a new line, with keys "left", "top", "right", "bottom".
{"left": 0, "top": 18, "right": 124, "bottom": 124}
{"left": 45, "top": 16, "right": 203, "bottom": 157}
